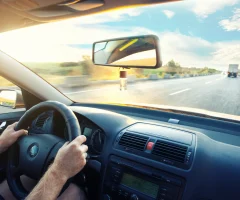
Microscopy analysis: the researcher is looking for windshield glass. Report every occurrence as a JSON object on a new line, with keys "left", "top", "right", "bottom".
{"left": 0, "top": 1, "right": 240, "bottom": 118}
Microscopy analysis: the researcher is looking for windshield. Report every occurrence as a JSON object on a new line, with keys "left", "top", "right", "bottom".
{"left": 0, "top": 1, "right": 240, "bottom": 118}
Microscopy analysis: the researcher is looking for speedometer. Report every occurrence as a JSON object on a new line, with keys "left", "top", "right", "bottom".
{"left": 90, "top": 129, "right": 105, "bottom": 154}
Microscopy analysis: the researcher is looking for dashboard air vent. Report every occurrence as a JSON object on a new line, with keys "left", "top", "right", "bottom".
{"left": 35, "top": 113, "right": 50, "bottom": 128}
{"left": 119, "top": 132, "right": 149, "bottom": 151}
{"left": 152, "top": 140, "right": 188, "bottom": 163}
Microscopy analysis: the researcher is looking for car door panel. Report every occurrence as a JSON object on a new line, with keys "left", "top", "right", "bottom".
{"left": 0, "top": 109, "right": 25, "bottom": 134}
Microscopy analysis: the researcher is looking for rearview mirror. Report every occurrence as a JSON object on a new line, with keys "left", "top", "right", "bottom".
{"left": 92, "top": 35, "right": 162, "bottom": 69}
{"left": 0, "top": 90, "right": 24, "bottom": 109}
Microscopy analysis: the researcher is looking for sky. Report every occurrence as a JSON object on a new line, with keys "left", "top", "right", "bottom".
{"left": 0, "top": 0, "right": 239, "bottom": 70}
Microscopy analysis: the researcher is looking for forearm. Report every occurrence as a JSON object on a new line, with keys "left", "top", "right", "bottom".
{"left": 26, "top": 166, "right": 67, "bottom": 200}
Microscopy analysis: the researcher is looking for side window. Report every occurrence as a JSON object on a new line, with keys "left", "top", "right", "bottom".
{"left": 0, "top": 76, "right": 25, "bottom": 114}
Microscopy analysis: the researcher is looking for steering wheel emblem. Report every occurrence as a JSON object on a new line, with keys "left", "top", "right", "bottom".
{"left": 28, "top": 144, "right": 39, "bottom": 157}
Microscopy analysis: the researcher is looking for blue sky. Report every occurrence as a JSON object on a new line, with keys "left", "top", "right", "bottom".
{"left": 94, "top": 3, "right": 239, "bottom": 42}
{"left": 0, "top": 0, "right": 239, "bottom": 70}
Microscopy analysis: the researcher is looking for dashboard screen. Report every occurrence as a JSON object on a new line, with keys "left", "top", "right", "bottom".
{"left": 83, "top": 127, "right": 92, "bottom": 137}
{"left": 121, "top": 173, "right": 159, "bottom": 198}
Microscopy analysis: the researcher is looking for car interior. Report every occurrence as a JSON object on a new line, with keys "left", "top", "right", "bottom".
{"left": 0, "top": 0, "right": 240, "bottom": 200}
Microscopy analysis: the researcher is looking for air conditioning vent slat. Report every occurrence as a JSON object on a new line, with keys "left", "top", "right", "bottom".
{"left": 153, "top": 147, "right": 186, "bottom": 157}
{"left": 35, "top": 113, "right": 50, "bottom": 128}
{"left": 118, "top": 143, "right": 144, "bottom": 151}
{"left": 156, "top": 141, "right": 188, "bottom": 151}
{"left": 154, "top": 146, "right": 187, "bottom": 155}
{"left": 120, "top": 138, "right": 147, "bottom": 145}
{"left": 152, "top": 140, "right": 187, "bottom": 163}
{"left": 152, "top": 149, "right": 186, "bottom": 159}
{"left": 119, "top": 140, "right": 146, "bottom": 146}
{"left": 120, "top": 134, "right": 147, "bottom": 141}
{"left": 118, "top": 132, "right": 149, "bottom": 151}
{"left": 153, "top": 152, "right": 184, "bottom": 162}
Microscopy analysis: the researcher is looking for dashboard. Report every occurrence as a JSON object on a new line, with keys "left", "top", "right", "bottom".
{"left": 29, "top": 104, "right": 240, "bottom": 200}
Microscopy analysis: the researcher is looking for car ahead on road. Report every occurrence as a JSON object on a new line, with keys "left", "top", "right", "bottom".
{"left": 1, "top": 1, "right": 240, "bottom": 200}
{"left": 228, "top": 64, "right": 239, "bottom": 78}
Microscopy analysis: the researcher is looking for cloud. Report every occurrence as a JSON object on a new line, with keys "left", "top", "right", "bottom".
{"left": 219, "top": 8, "right": 240, "bottom": 31}
{"left": 191, "top": 0, "right": 240, "bottom": 18}
{"left": 155, "top": 31, "right": 240, "bottom": 70}
{"left": 162, "top": 10, "right": 175, "bottom": 19}
{"left": 212, "top": 41, "right": 240, "bottom": 64}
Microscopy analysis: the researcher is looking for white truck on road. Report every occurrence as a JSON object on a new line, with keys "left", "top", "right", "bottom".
{"left": 228, "top": 64, "right": 239, "bottom": 78}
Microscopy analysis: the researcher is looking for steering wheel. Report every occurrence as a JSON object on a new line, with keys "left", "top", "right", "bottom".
{"left": 7, "top": 101, "right": 81, "bottom": 200}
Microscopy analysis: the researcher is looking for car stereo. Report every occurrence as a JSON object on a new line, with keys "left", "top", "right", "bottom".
{"left": 103, "top": 156, "right": 185, "bottom": 200}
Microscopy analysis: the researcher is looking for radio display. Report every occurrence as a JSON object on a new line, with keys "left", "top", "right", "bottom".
{"left": 121, "top": 173, "right": 159, "bottom": 198}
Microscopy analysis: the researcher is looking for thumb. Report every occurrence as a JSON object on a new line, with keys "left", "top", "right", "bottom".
{"left": 14, "top": 129, "right": 28, "bottom": 138}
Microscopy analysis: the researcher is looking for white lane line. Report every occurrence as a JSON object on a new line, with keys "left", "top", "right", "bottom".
{"left": 205, "top": 81, "right": 212, "bottom": 84}
{"left": 64, "top": 88, "right": 104, "bottom": 94}
{"left": 169, "top": 88, "right": 191, "bottom": 96}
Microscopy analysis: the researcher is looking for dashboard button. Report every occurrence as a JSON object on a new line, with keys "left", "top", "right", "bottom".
{"left": 113, "top": 178, "right": 120, "bottom": 183}
{"left": 111, "top": 174, "right": 120, "bottom": 180}
{"left": 162, "top": 176, "right": 181, "bottom": 186}
{"left": 123, "top": 192, "right": 129, "bottom": 197}
{"left": 146, "top": 142, "right": 154, "bottom": 150}
{"left": 160, "top": 192, "right": 166, "bottom": 197}
{"left": 160, "top": 192, "right": 174, "bottom": 200}
{"left": 130, "top": 194, "right": 139, "bottom": 200}
{"left": 160, "top": 187, "right": 168, "bottom": 192}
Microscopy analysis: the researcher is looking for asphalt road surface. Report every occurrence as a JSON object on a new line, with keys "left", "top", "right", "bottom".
{"left": 64, "top": 74, "right": 240, "bottom": 116}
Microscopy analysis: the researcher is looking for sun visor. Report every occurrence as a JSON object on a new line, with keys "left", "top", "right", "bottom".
{"left": 3, "top": 0, "right": 104, "bottom": 17}
{"left": 2, "top": 0, "right": 66, "bottom": 11}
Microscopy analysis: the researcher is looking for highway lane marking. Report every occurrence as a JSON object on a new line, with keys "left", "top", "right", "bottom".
{"left": 169, "top": 88, "right": 191, "bottom": 96}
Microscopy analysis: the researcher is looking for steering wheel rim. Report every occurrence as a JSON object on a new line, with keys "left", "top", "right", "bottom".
{"left": 7, "top": 101, "right": 81, "bottom": 200}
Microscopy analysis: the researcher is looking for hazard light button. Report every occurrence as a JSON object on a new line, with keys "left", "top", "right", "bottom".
{"left": 146, "top": 142, "right": 154, "bottom": 151}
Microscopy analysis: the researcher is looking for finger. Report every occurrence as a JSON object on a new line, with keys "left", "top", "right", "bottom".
{"left": 7, "top": 122, "right": 18, "bottom": 130}
{"left": 82, "top": 152, "right": 88, "bottom": 159}
{"left": 79, "top": 144, "right": 88, "bottom": 153}
{"left": 74, "top": 135, "right": 87, "bottom": 145}
{"left": 13, "top": 129, "right": 28, "bottom": 138}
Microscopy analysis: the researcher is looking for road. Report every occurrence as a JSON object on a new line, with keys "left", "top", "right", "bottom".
{"left": 64, "top": 75, "right": 240, "bottom": 116}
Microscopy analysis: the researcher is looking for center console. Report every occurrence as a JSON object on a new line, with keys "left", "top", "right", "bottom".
{"left": 103, "top": 156, "right": 185, "bottom": 200}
